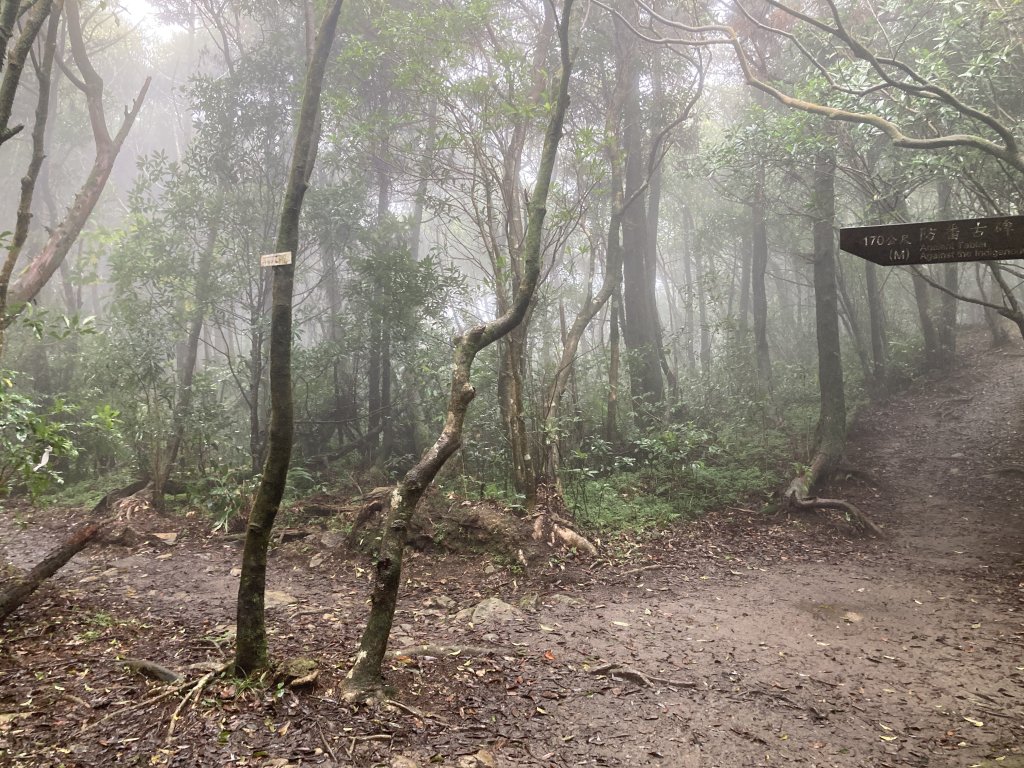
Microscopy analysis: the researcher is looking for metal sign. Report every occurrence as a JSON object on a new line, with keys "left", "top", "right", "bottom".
{"left": 839, "top": 215, "right": 1024, "bottom": 266}
{"left": 260, "top": 251, "right": 293, "bottom": 267}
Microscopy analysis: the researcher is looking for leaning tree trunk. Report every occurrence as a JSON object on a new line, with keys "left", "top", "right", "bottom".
{"left": 234, "top": 0, "right": 343, "bottom": 677}
{"left": 0, "top": 518, "right": 105, "bottom": 625}
{"left": 342, "top": 0, "right": 574, "bottom": 701}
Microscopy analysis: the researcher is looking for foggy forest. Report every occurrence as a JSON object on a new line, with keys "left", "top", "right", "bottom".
{"left": 0, "top": 0, "right": 1022, "bottom": 765}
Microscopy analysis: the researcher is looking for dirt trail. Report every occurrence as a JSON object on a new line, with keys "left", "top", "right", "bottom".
{"left": 1, "top": 335, "right": 1023, "bottom": 767}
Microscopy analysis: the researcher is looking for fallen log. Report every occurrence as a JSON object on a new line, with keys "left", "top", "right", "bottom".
{"left": 0, "top": 517, "right": 109, "bottom": 625}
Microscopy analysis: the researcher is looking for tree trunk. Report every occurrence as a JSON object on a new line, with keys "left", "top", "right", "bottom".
{"left": 343, "top": 2, "right": 574, "bottom": 699}
{"left": 156, "top": 220, "right": 219, "bottom": 506}
{"left": 751, "top": 176, "right": 771, "bottom": 396}
{"left": 975, "top": 263, "right": 1009, "bottom": 346}
{"left": 0, "top": 518, "right": 105, "bottom": 625}
{"left": 864, "top": 260, "right": 887, "bottom": 386}
{"left": 911, "top": 268, "right": 941, "bottom": 368}
{"left": 604, "top": 288, "right": 622, "bottom": 444}
{"left": 835, "top": 260, "right": 872, "bottom": 386}
{"left": 234, "top": 0, "right": 342, "bottom": 677}
{"left": 615, "top": 10, "right": 663, "bottom": 426}
{"left": 934, "top": 181, "right": 957, "bottom": 367}
{"left": 809, "top": 147, "right": 845, "bottom": 490}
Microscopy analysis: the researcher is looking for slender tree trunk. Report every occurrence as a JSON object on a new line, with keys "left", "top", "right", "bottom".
{"left": 835, "top": 260, "right": 871, "bottom": 386}
{"left": 935, "top": 182, "right": 957, "bottom": 367}
{"left": 541, "top": 209, "right": 622, "bottom": 484}
{"left": 751, "top": 175, "right": 771, "bottom": 396}
{"left": 604, "top": 288, "right": 622, "bottom": 443}
{"left": 681, "top": 210, "right": 698, "bottom": 372}
{"left": 911, "top": 269, "right": 940, "bottom": 368}
{"left": 343, "top": 1, "right": 574, "bottom": 699}
{"left": 809, "top": 148, "right": 845, "bottom": 490}
{"left": 234, "top": 0, "right": 343, "bottom": 676}
{"left": 695, "top": 242, "right": 712, "bottom": 384}
{"left": 864, "top": 261, "right": 887, "bottom": 386}
{"left": 976, "top": 263, "right": 1009, "bottom": 346}
{"left": 156, "top": 220, "right": 219, "bottom": 506}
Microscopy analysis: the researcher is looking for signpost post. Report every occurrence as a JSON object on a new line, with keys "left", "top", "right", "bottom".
{"left": 839, "top": 215, "right": 1024, "bottom": 266}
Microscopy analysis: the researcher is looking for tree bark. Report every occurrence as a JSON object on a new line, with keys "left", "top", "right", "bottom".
{"left": 234, "top": 0, "right": 343, "bottom": 677}
{"left": 343, "top": 0, "right": 574, "bottom": 700}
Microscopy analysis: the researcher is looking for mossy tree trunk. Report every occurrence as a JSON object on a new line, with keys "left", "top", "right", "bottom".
{"left": 342, "top": 0, "right": 575, "bottom": 701}
{"left": 234, "top": 0, "right": 343, "bottom": 677}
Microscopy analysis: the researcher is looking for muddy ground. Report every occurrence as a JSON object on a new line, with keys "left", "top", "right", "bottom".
{"left": 1, "top": 334, "right": 1023, "bottom": 767}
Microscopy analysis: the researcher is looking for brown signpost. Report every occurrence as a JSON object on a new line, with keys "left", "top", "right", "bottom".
{"left": 839, "top": 215, "right": 1024, "bottom": 266}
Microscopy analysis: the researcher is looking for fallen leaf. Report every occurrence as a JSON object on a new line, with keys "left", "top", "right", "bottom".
{"left": 963, "top": 716, "right": 984, "bottom": 727}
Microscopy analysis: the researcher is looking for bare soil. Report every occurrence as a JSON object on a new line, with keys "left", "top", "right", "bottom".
{"left": 2, "top": 333, "right": 1023, "bottom": 767}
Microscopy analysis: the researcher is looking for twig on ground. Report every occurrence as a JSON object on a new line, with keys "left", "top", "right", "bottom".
{"left": 588, "top": 662, "right": 697, "bottom": 689}
{"left": 316, "top": 720, "right": 338, "bottom": 762}
{"left": 166, "top": 662, "right": 231, "bottom": 743}
{"left": 346, "top": 733, "right": 392, "bottom": 758}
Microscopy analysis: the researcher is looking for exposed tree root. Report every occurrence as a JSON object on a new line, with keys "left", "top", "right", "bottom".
{"left": 784, "top": 475, "right": 883, "bottom": 537}
{"left": 389, "top": 643, "right": 498, "bottom": 659}
{"left": 990, "top": 463, "right": 1024, "bottom": 478}
{"left": 531, "top": 483, "right": 598, "bottom": 556}
{"left": 588, "top": 662, "right": 697, "bottom": 689}
{"left": 123, "top": 658, "right": 181, "bottom": 683}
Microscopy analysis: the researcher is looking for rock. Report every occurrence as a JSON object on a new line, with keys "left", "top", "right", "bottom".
{"left": 455, "top": 597, "right": 522, "bottom": 625}
{"left": 390, "top": 757, "right": 420, "bottom": 768}
{"left": 265, "top": 590, "right": 297, "bottom": 607}
{"left": 309, "top": 553, "right": 324, "bottom": 568}
{"left": 150, "top": 532, "right": 178, "bottom": 545}
{"left": 274, "top": 656, "right": 318, "bottom": 687}
{"left": 517, "top": 594, "right": 539, "bottom": 612}
{"left": 483, "top": 564, "right": 497, "bottom": 575}
{"left": 457, "top": 750, "right": 496, "bottom": 768}
{"left": 544, "top": 593, "right": 580, "bottom": 608}
{"left": 423, "top": 594, "right": 455, "bottom": 610}
{"left": 319, "top": 531, "right": 347, "bottom": 550}
{"left": 103, "top": 525, "right": 143, "bottom": 547}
